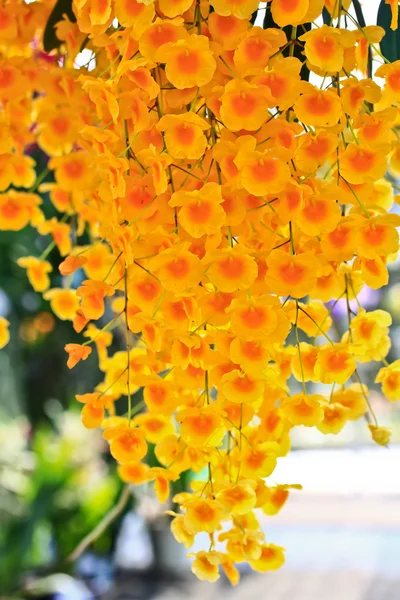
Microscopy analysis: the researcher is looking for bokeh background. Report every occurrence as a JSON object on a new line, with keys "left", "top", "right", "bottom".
{"left": 2, "top": 2, "right": 400, "bottom": 599}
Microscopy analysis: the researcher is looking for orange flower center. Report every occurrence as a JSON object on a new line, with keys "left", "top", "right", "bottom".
{"left": 149, "top": 25, "right": 177, "bottom": 48}
{"left": 329, "top": 226, "right": 350, "bottom": 248}
{"left": 363, "top": 224, "right": 386, "bottom": 246}
{"left": 198, "top": 556, "right": 215, "bottom": 573}
{"left": 58, "top": 293, "right": 77, "bottom": 311}
{"left": 316, "top": 274, "right": 333, "bottom": 289}
{"left": 187, "top": 364, "right": 204, "bottom": 379}
{"left": 284, "top": 189, "right": 302, "bottom": 210}
{"left": 302, "top": 199, "right": 328, "bottom": 223}
{"left": 359, "top": 37, "right": 368, "bottom": 58}
{"left": 264, "top": 73, "right": 286, "bottom": 99}
{"left": 361, "top": 121, "right": 382, "bottom": 141}
{"left": 388, "top": 70, "right": 400, "bottom": 92}
{"left": 244, "top": 38, "right": 270, "bottom": 62}
{"left": 0, "top": 67, "right": 14, "bottom": 89}
{"left": 168, "top": 300, "right": 187, "bottom": 321}
{"left": 0, "top": 9, "right": 12, "bottom": 30}
{"left": 277, "top": 128, "right": 294, "bottom": 148}
{"left": 280, "top": 260, "right": 305, "bottom": 284}
{"left": 364, "top": 259, "right": 381, "bottom": 275}
{"left": 246, "top": 449, "right": 265, "bottom": 468}
{"left": 146, "top": 418, "right": 164, "bottom": 432}
{"left": 226, "top": 403, "right": 241, "bottom": 421}
{"left": 313, "top": 35, "right": 336, "bottom": 58}
{"left": 386, "top": 373, "right": 400, "bottom": 390}
{"left": 167, "top": 257, "right": 190, "bottom": 278}
{"left": 127, "top": 186, "right": 153, "bottom": 209}
{"left": 132, "top": 68, "right": 149, "bottom": 88}
{"left": 327, "top": 351, "right": 349, "bottom": 372}
{"left": 240, "top": 306, "right": 267, "bottom": 329}
{"left": 230, "top": 92, "right": 257, "bottom": 117}
{"left": 1, "top": 200, "right": 21, "bottom": 218}
{"left": 261, "top": 546, "right": 277, "bottom": 560}
{"left": 148, "top": 384, "right": 167, "bottom": 405}
{"left": 124, "top": 0, "right": 145, "bottom": 16}
{"left": 118, "top": 431, "right": 140, "bottom": 452}
{"left": 221, "top": 155, "right": 239, "bottom": 178}
{"left": 51, "top": 117, "right": 70, "bottom": 136}
{"left": 176, "top": 50, "right": 200, "bottom": 74}
{"left": 187, "top": 200, "right": 212, "bottom": 223}
{"left": 358, "top": 320, "right": 374, "bottom": 339}
{"left": 194, "top": 502, "right": 216, "bottom": 521}
{"left": 241, "top": 340, "right": 264, "bottom": 359}
{"left": 306, "top": 136, "right": 330, "bottom": 158}
{"left": 280, "top": 0, "right": 302, "bottom": 12}
{"left": 264, "top": 413, "right": 280, "bottom": 433}
{"left": 95, "top": 0, "right": 111, "bottom": 16}
{"left": 175, "top": 122, "right": 196, "bottom": 145}
{"left": 349, "top": 86, "right": 365, "bottom": 109}
{"left": 227, "top": 486, "right": 247, "bottom": 502}
{"left": 135, "top": 280, "right": 159, "bottom": 301}
{"left": 190, "top": 414, "right": 215, "bottom": 435}
{"left": 295, "top": 400, "right": 314, "bottom": 416}
{"left": 349, "top": 149, "right": 375, "bottom": 172}
{"left": 233, "top": 375, "right": 255, "bottom": 393}
{"left": 214, "top": 14, "right": 238, "bottom": 35}
{"left": 218, "top": 255, "right": 245, "bottom": 279}
{"left": 63, "top": 160, "right": 85, "bottom": 179}
{"left": 306, "top": 93, "right": 332, "bottom": 116}
{"left": 252, "top": 158, "right": 278, "bottom": 182}
{"left": 324, "top": 406, "right": 342, "bottom": 423}
{"left": 272, "top": 488, "right": 288, "bottom": 507}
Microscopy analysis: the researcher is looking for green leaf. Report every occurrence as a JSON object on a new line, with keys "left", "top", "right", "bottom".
{"left": 378, "top": 0, "right": 400, "bottom": 63}
{"left": 43, "top": 0, "right": 76, "bottom": 53}
{"left": 353, "top": 0, "right": 367, "bottom": 27}
{"left": 322, "top": 7, "right": 331, "bottom": 25}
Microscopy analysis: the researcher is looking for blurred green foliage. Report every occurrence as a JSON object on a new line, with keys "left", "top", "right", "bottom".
{"left": 0, "top": 148, "right": 123, "bottom": 593}
{"left": 0, "top": 411, "right": 121, "bottom": 593}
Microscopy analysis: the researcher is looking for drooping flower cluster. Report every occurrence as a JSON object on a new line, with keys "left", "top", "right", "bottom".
{"left": 1, "top": 0, "right": 400, "bottom": 584}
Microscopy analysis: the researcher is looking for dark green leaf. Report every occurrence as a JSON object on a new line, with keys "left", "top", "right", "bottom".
{"left": 378, "top": 0, "right": 400, "bottom": 63}
{"left": 322, "top": 6, "right": 331, "bottom": 25}
{"left": 353, "top": 0, "right": 367, "bottom": 27}
{"left": 43, "top": 0, "right": 76, "bottom": 53}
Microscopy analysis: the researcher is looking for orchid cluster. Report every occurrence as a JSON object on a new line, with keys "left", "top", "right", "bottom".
{"left": 1, "top": 0, "right": 400, "bottom": 584}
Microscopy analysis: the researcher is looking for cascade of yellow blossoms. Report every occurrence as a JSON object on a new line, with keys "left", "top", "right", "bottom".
{"left": 2, "top": 0, "right": 400, "bottom": 584}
